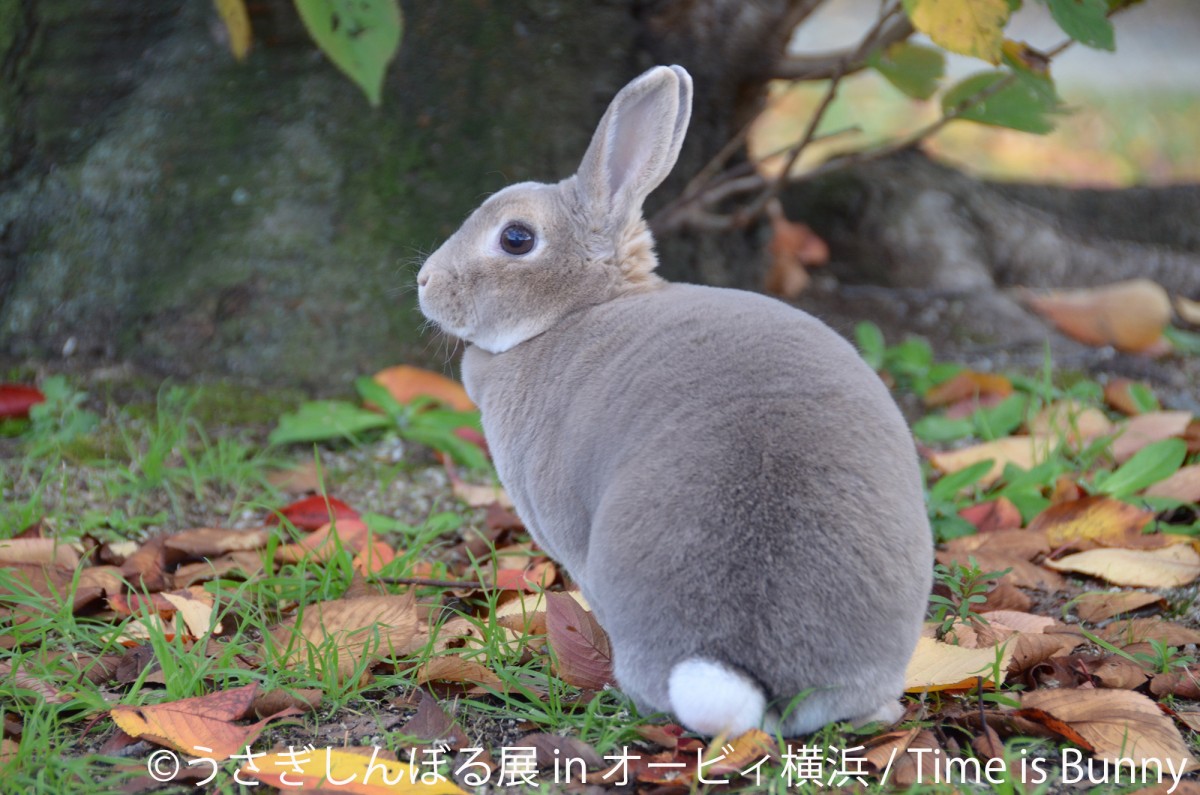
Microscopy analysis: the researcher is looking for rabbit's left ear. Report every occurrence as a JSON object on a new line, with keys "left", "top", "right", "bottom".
{"left": 576, "top": 65, "right": 693, "bottom": 224}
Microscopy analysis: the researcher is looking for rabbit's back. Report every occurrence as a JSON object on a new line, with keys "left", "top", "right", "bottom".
{"left": 463, "top": 283, "right": 932, "bottom": 728}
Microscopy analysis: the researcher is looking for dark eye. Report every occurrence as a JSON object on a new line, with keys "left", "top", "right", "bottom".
{"left": 500, "top": 223, "right": 535, "bottom": 255}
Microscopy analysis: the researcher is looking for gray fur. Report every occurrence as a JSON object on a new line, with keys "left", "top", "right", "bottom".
{"left": 417, "top": 66, "right": 933, "bottom": 735}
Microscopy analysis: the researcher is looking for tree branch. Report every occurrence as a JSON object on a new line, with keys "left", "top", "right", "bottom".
{"left": 770, "top": 15, "right": 914, "bottom": 80}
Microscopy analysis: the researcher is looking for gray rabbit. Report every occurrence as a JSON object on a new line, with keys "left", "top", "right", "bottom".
{"left": 417, "top": 65, "right": 933, "bottom": 736}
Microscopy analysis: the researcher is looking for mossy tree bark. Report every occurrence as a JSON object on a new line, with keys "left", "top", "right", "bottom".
{"left": 1, "top": 1, "right": 1197, "bottom": 386}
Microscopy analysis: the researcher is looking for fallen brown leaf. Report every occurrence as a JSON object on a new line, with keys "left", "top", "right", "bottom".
{"left": 1027, "top": 400, "right": 1114, "bottom": 446}
{"left": 0, "top": 538, "right": 80, "bottom": 569}
{"left": 1074, "top": 591, "right": 1165, "bottom": 624}
{"left": 1112, "top": 411, "right": 1193, "bottom": 463}
{"left": 1019, "top": 688, "right": 1197, "bottom": 773}
{"left": 274, "top": 518, "right": 371, "bottom": 564}
{"left": 958, "top": 497, "right": 1023, "bottom": 533}
{"left": 1104, "top": 379, "right": 1153, "bottom": 416}
{"left": 415, "top": 657, "right": 504, "bottom": 689}
{"left": 1100, "top": 619, "right": 1200, "bottom": 648}
{"left": 1023, "top": 278, "right": 1172, "bottom": 353}
{"left": 924, "top": 371, "right": 1012, "bottom": 409}
{"left": 928, "top": 436, "right": 1048, "bottom": 486}
{"left": 545, "top": 591, "right": 614, "bottom": 691}
{"left": 1091, "top": 655, "right": 1153, "bottom": 690}
{"left": 110, "top": 683, "right": 299, "bottom": 761}
{"left": 1045, "top": 544, "right": 1200, "bottom": 588}
{"left": 904, "top": 635, "right": 1012, "bottom": 692}
{"left": 1029, "top": 496, "right": 1155, "bottom": 551}
{"left": 163, "top": 527, "right": 270, "bottom": 559}
{"left": 250, "top": 688, "right": 322, "bottom": 719}
{"left": 1145, "top": 464, "right": 1200, "bottom": 502}
{"left": 270, "top": 592, "right": 420, "bottom": 678}
{"left": 1175, "top": 295, "right": 1200, "bottom": 326}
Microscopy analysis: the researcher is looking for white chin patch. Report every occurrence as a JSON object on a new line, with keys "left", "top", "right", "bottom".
{"left": 470, "top": 323, "right": 540, "bottom": 354}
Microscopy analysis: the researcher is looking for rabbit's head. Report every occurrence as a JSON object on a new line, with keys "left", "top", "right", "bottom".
{"left": 417, "top": 65, "right": 692, "bottom": 353}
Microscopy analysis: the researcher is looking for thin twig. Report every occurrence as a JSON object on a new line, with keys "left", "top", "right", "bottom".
{"left": 374, "top": 576, "right": 485, "bottom": 589}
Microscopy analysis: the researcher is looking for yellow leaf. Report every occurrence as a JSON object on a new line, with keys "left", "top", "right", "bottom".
{"left": 928, "top": 435, "right": 1048, "bottom": 486}
{"left": 904, "top": 635, "right": 1012, "bottom": 692}
{"left": 1027, "top": 496, "right": 1154, "bottom": 550}
{"left": 214, "top": 0, "right": 252, "bottom": 61}
{"left": 1023, "top": 279, "right": 1172, "bottom": 353}
{"left": 1020, "top": 689, "right": 1198, "bottom": 774}
{"left": 1045, "top": 544, "right": 1200, "bottom": 588}
{"left": 904, "top": 0, "right": 1010, "bottom": 64}
{"left": 243, "top": 747, "right": 466, "bottom": 793}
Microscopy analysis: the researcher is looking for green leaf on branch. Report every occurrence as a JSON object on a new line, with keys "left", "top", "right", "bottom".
{"left": 269, "top": 401, "right": 391, "bottom": 445}
{"left": 869, "top": 41, "right": 945, "bottom": 100}
{"left": 294, "top": 0, "right": 403, "bottom": 107}
{"left": 1046, "top": 0, "right": 1115, "bottom": 51}
{"left": 941, "top": 70, "right": 1063, "bottom": 134}
{"left": 902, "top": 0, "right": 1011, "bottom": 64}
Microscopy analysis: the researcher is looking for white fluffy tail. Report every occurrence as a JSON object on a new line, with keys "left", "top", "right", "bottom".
{"left": 668, "top": 658, "right": 767, "bottom": 736}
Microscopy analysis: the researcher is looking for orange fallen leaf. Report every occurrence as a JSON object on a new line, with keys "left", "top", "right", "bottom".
{"left": 1023, "top": 279, "right": 1171, "bottom": 353}
{"left": 415, "top": 657, "right": 504, "bottom": 689}
{"left": 1027, "top": 496, "right": 1154, "bottom": 551}
{"left": 1045, "top": 544, "right": 1200, "bottom": 588}
{"left": 353, "top": 539, "right": 396, "bottom": 575}
{"left": 1112, "top": 411, "right": 1193, "bottom": 463}
{"left": 1019, "top": 688, "right": 1197, "bottom": 773}
{"left": 764, "top": 200, "right": 827, "bottom": 300}
{"left": 110, "top": 683, "right": 300, "bottom": 760}
{"left": 545, "top": 591, "right": 614, "bottom": 691}
{"left": 373, "top": 365, "right": 475, "bottom": 412}
{"left": 924, "top": 371, "right": 1012, "bottom": 409}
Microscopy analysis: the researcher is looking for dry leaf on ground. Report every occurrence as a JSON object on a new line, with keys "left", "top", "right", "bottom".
{"left": 270, "top": 592, "right": 420, "bottom": 678}
{"left": 1074, "top": 591, "right": 1165, "bottom": 624}
{"left": 904, "top": 635, "right": 1012, "bottom": 692}
{"left": 1104, "top": 379, "right": 1152, "bottom": 416}
{"left": 110, "top": 683, "right": 300, "bottom": 760}
{"left": 958, "top": 498, "right": 1023, "bottom": 533}
{"left": 1023, "top": 279, "right": 1172, "bottom": 353}
{"left": 1028, "top": 496, "right": 1155, "bottom": 551}
{"left": 1019, "top": 688, "right": 1197, "bottom": 773}
{"left": 275, "top": 519, "right": 371, "bottom": 564}
{"left": 0, "top": 538, "right": 80, "bottom": 569}
{"left": 928, "top": 436, "right": 1048, "bottom": 486}
{"left": 1145, "top": 464, "right": 1200, "bottom": 502}
{"left": 1100, "top": 619, "right": 1200, "bottom": 648}
{"left": 1027, "top": 400, "right": 1114, "bottom": 446}
{"left": 924, "top": 370, "right": 1012, "bottom": 409}
{"left": 545, "top": 591, "right": 614, "bottom": 691}
{"left": 1112, "top": 411, "right": 1193, "bottom": 463}
{"left": 1045, "top": 544, "right": 1200, "bottom": 588}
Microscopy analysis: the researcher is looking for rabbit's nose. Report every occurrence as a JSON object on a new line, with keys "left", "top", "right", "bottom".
{"left": 417, "top": 270, "right": 430, "bottom": 287}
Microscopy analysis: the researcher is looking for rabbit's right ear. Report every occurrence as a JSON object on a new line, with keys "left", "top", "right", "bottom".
{"left": 576, "top": 65, "right": 693, "bottom": 225}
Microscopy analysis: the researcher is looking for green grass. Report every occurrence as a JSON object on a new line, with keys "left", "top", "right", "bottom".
{"left": 1, "top": 354, "right": 1197, "bottom": 793}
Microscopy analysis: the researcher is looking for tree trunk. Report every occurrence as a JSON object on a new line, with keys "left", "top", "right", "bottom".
{"left": 0, "top": 1, "right": 646, "bottom": 385}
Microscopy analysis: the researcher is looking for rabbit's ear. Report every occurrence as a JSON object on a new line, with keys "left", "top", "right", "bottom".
{"left": 577, "top": 65, "right": 693, "bottom": 223}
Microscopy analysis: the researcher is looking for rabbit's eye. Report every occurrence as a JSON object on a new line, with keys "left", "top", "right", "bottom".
{"left": 500, "top": 224, "right": 535, "bottom": 255}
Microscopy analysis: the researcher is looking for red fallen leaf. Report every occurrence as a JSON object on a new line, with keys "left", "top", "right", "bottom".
{"left": 545, "top": 591, "right": 615, "bottom": 691}
{"left": 493, "top": 561, "right": 556, "bottom": 593}
{"left": 265, "top": 495, "right": 359, "bottom": 531}
{"left": 0, "top": 384, "right": 45, "bottom": 419}
{"left": 1012, "top": 706, "right": 1097, "bottom": 752}
{"left": 958, "top": 498, "right": 1023, "bottom": 533}
{"left": 944, "top": 391, "right": 1009, "bottom": 419}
